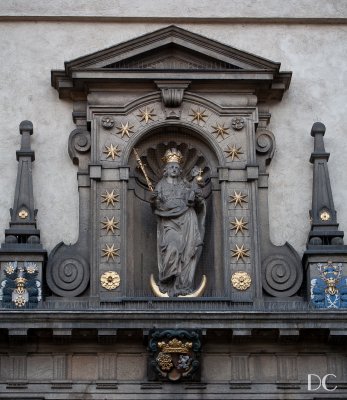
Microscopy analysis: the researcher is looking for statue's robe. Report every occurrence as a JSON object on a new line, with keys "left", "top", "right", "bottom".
{"left": 153, "top": 178, "right": 205, "bottom": 296}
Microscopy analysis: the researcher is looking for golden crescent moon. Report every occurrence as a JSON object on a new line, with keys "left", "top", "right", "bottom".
{"left": 150, "top": 274, "right": 207, "bottom": 298}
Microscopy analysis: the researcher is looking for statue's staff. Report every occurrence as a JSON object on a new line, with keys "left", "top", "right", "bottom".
{"left": 133, "top": 148, "right": 154, "bottom": 192}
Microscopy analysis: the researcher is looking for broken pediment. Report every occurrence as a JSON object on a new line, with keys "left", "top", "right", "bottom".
{"left": 51, "top": 25, "right": 291, "bottom": 102}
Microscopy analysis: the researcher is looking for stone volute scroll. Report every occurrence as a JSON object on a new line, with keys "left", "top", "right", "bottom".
{"left": 149, "top": 148, "right": 207, "bottom": 297}
{"left": 256, "top": 113, "right": 303, "bottom": 298}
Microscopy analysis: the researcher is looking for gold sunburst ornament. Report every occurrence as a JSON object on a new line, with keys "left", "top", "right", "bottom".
{"left": 137, "top": 107, "right": 156, "bottom": 123}
{"left": 101, "top": 190, "right": 119, "bottom": 206}
{"left": 231, "top": 244, "right": 250, "bottom": 261}
{"left": 231, "top": 271, "right": 252, "bottom": 290}
{"left": 231, "top": 217, "right": 248, "bottom": 234}
{"left": 212, "top": 123, "right": 230, "bottom": 140}
{"left": 117, "top": 122, "right": 134, "bottom": 138}
{"left": 101, "top": 217, "right": 119, "bottom": 234}
{"left": 189, "top": 108, "right": 208, "bottom": 124}
{"left": 100, "top": 271, "right": 120, "bottom": 290}
{"left": 229, "top": 191, "right": 248, "bottom": 208}
{"left": 224, "top": 144, "right": 243, "bottom": 160}
{"left": 103, "top": 144, "right": 121, "bottom": 160}
{"left": 102, "top": 244, "right": 120, "bottom": 261}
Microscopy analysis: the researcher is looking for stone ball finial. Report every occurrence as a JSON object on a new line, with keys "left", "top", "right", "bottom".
{"left": 19, "top": 120, "right": 33, "bottom": 135}
{"left": 311, "top": 122, "right": 326, "bottom": 137}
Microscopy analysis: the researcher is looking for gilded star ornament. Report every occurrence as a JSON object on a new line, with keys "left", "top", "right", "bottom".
{"left": 212, "top": 123, "right": 230, "bottom": 140}
{"left": 101, "top": 216, "right": 119, "bottom": 234}
{"left": 103, "top": 144, "right": 121, "bottom": 160}
{"left": 101, "top": 190, "right": 119, "bottom": 206}
{"left": 137, "top": 107, "right": 156, "bottom": 123}
{"left": 231, "top": 217, "right": 248, "bottom": 234}
{"left": 224, "top": 144, "right": 243, "bottom": 160}
{"left": 231, "top": 244, "right": 250, "bottom": 261}
{"left": 189, "top": 107, "right": 208, "bottom": 124}
{"left": 117, "top": 122, "right": 134, "bottom": 138}
{"left": 102, "top": 244, "right": 120, "bottom": 261}
{"left": 229, "top": 191, "right": 248, "bottom": 208}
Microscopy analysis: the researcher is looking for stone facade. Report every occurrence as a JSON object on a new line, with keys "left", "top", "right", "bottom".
{"left": 0, "top": 2, "right": 347, "bottom": 399}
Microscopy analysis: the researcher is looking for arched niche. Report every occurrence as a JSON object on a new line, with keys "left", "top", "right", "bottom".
{"left": 125, "top": 124, "right": 224, "bottom": 296}
{"left": 48, "top": 26, "right": 301, "bottom": 304}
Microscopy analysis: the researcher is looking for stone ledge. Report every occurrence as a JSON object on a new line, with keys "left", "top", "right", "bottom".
{"left": 0, "top": 0, "right": 346, "bottom": 22}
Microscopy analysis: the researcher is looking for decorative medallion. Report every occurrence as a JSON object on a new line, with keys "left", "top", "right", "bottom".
{"left": 224, "top": 144, "right": 243, "bottom": 160}
{"left": 116, "top": 122, "right": 134, "bottom": 138}
{"left": 0, "top": 262, "right": 41, "bottom": 308}
{"left": 101, "top": 244, "right": 120, "bottom": 261}
{"left": 18, "top": 209, "right": 28, "bottom": 219}
{"left": 229, "top": 191, "right": 248, "bottom": 208}
{"left": 231, "top": 117, "right": 245, "bottom": 130}
{"left": 211, "top": 123, "right": 230, "bottom": 140}
{"left": 231, "top": 217, "right": 248, "bottom": 234}
{"left": 320, "top": 210, "right": 331, "bottom": 221}
{"left": 148, "top": 330, "right": 202, "bottom": 382}
{"left": 101, "top": 190, "right": 119, "bottom": 206}
{"left": 101, "top": 116, "right": 115, "bottom": 130}
{"left": 311, "top": 262, "right": 347, "bottom": 308}
{"left": 100, "top": 271, "right": 120, "bottom": 290}
{"left": 231, "top": 271, "right": 252, "bottom": 290}
{"left": 14, "top": 296, "right": 26, "bottom": 307}
{"left": 101, "top": 216, "right": 119, "bottom": 234}
{"left": 231, "top": 244, "right": 250, "bottom": 261}
{"left": 103, "top": 144, "right": 121, "bottom": 160}
{"left": 137, "top": 107, "right": 156, "bottom": 123}
{"left": 189, "top": 107, "right": 208, "bottom": 124}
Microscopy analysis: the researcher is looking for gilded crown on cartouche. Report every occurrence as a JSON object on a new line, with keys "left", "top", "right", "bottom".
{"left": 162, "top": 148, "right": 183, "bottom": 164}
{"left": 157, "top": 338, "right": 192, "bottom": 353}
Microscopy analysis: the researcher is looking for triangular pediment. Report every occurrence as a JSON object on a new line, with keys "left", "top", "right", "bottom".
{"left": 102, "top": 46, "right": 243, "bottom": 71}
{"left": 52, "top": 25, "right": 291, "bottom": 101}
{"left": 62, "top": 25, "right": 280, "bottom": 72}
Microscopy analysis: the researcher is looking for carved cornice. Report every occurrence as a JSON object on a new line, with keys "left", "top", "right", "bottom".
{"left": 51, "top": 26, "right": 291, "bottom": 102}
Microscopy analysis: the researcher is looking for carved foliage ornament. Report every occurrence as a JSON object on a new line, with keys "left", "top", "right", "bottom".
{"left": 231, "top": 271, "right": 252, "bottom": 291}
{"left": 231, "top": 117, "right": 245, "bottom": 130}
{"left": 101, "top": 116, "right": 115, "bottom": 129}
{"left": 100, "top": 271, "right": 120, "bottom": 290}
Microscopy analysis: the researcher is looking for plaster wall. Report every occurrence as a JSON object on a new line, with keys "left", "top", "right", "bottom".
{"left": 0, "top": 18, "right": 346, "bottom": 255}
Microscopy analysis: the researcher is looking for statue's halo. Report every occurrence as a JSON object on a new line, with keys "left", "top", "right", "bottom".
{"left": 150, "top": 274, "right": 207, "bottom": 298}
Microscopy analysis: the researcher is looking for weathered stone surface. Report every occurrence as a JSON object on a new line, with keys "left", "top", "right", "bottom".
{"left": 0, "top": 0, "right": 346, "bottom": 21}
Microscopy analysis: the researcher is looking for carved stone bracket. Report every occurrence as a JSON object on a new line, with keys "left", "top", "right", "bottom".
{"left": 155, "top": 80, "right": 190, "bottom": 107}
{"left": 68, "top": 128, "right": 91, "bottom": 170}
{"left": 255, "top": 128, "right": 275, "bottom": 171}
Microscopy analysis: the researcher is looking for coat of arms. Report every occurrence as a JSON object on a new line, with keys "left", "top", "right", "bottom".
{"left": 148, "top": 329, "right": 201, "bottom": 382}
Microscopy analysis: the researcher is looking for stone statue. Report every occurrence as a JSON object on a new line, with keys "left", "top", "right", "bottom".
{"left": 151, "top": 148, "right": 206, "bottom": 297}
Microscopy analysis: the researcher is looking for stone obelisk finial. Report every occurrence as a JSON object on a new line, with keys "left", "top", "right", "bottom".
{"left": 3, "top": 120, "right": 42, "bottom": 247}
{"left": 307, "top": 122, "right": 343, "bottom": 247}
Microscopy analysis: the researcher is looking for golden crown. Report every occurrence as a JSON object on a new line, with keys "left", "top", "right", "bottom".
{"left": 157, "top": 338, "right": 192, "bottom": 354}
{"left": 162, "top": 148, "right": 183, "bottom": 164}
